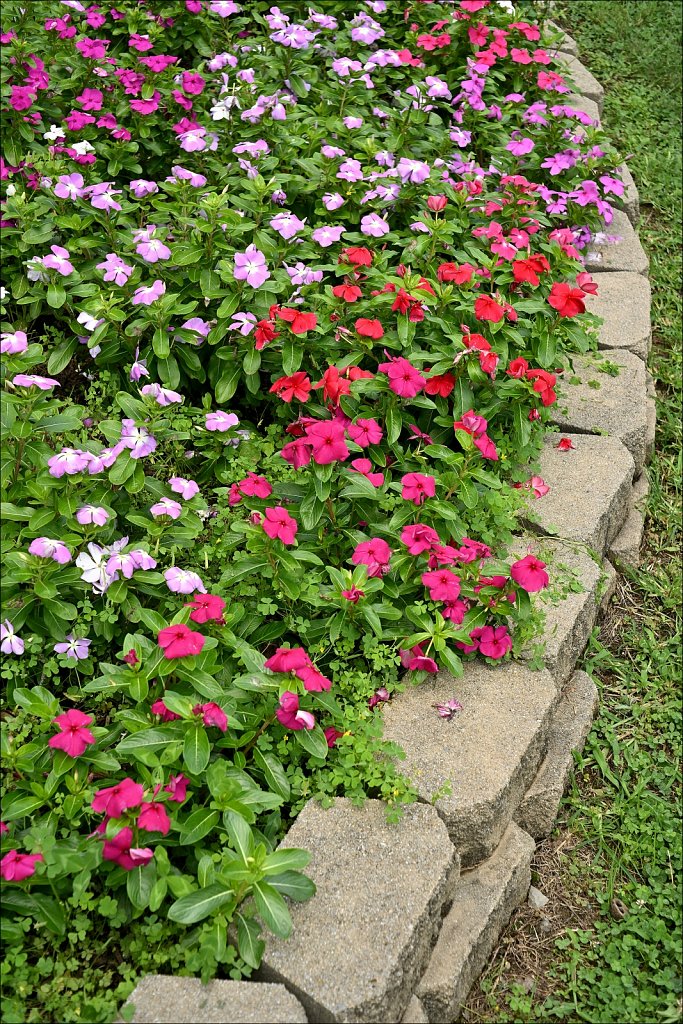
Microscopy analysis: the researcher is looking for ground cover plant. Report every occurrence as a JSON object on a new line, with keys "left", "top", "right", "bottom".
{"left": 464, "top": 2, "right": 683, "bottom": 1021}
{"left": 0, "top": 1, "right": 640, "bottom": 1020}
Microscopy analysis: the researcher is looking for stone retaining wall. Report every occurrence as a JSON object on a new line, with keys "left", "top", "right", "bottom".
{"left": 120, "top": 29, "right": 654, "bottom": 1024}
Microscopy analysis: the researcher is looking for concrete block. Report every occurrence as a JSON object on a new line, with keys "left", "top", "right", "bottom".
{"left": 556, "top": 54, "right": 604, "bottom": 113}
{"left": 585, "top": 210, "right": 649, "bottom": 276}
{"left": 645, "top": 371, "right": 657, "bottom": 462}
{"left": 516, "top": 670, "right": 598, "bottom": 838}
{"left": 584, "top": 272, "right": 652, "bottom": 360}
{"left": 260, "top": 799, "right": 458, "bottom": 1023}
{"left": 119, "top": 978, "right": 308, "bottom": 1024}
{"left": 619, "top": 164, "right": 640, "bottom": 225}
{"left": 381, "top": 663, "right": 557, "bottom": 868}
{"left": 416, "top": 825, "right": 535, "bottom": 1023}
{"left": 546, "top": 21, "right": 578, "bottom": 55}
{"left": 552, "top": 350, "right": 648, "bottom": 475}
{"left": 608, "top": 470, "right": 650, "bottom": 569}
{"left": 527, "top": 433, "right": 635, "bottom": 555}
{"left": 401, "top": 995, "right": 429, "bottom": 1024}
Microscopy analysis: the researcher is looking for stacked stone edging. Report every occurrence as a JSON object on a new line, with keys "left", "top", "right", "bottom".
{"left": 121, "top": 26, "right": 655, "bottom": 1024}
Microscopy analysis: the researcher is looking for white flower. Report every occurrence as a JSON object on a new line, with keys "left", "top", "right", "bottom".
{"left": 43, "top": 124, "right": 66, "bottom": 142}
{"left": 70, "top": 140, "right": 95, "bottom": 156}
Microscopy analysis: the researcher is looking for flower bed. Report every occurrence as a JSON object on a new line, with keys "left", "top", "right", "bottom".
{"left": 0, "top": 1, "right": 631, "bottom": 1019}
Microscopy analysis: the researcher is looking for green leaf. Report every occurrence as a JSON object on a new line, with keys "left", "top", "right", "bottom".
{"left": 269, "top": 870, "right": 317, "bottom": 902}
{"left": 288, "top": 74, "right": 310, "bottom": 99}
{"left": 243, "top": 348, "right": 261, "bottom": 375}
{"left": 152, "top": 328, "right": 170, "bottom": 359}
{"left": 537, "top": 332, "right": 557, "bottom": 368}
{"left": 47, "top": 337, "right": 78, "bottom": 375}
{"left": 281, "top": 338, "right": 303, "bottom": 376}
{"left": 183, "top": 724, "right": 211, "bottom": 775}
{"left": 224, "top": 809, "right": 254, "bottom": 861}
{"left": 236, "top": 913, "right": 265, "bottom": 969}
{"left": 295, "top": 724, "right": 329, "bottom": 760}
{"left": 46, "top": 283, "right": 66, "bottom": 309}
{"left": 386, "top": 404, "right": 402, "bottom": 445}
{"left": 178, "top": 809, "right": 220, "bottom": 846}
{"left": 126, "top": 863, "right": 157, "bottom": 910}
{"left": 172, "top": 246, "right": 204, "bottom": 266}
{"left": 167, "top": 884, "right": 235, "bottom": 925}
{"left": 30, "top": 894, "right": 66, "bottom": 936}
{"left": 253, "top": 750, "right": 290, "bottom": 800}
{"left": 253, "top": 880, "right": 292, "bottom": 939}
{"left": 215, "top": 362, "right": 241, "bottom": 403}
{"left": 262, "top": 848, "right": 310, "bottom": 875}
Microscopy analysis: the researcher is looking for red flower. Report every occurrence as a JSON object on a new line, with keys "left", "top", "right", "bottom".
{"left": 391, "top": 287, "right": 413, "bottom": 315}
{"left": 512, "top": 255, "right": 549, "bottom": 286}
{"left": 576, "top": 271, "right": 598, "bottom": 295}
{"left": 555, "top": 436, "right": 576, "bottom": 451}
{"left": 158, "top": 623, "right": 205, "bottom": 659}
{"left": 123, "top": 649, "right": 139, "bottom": 666}
{"left": 324, "top": 727, "right": 344, "bottom": 748}
{"left": 548, "top": 282, "right": 586, "bottom": 318}
{"left": 48, "top": 709, "right": 95, "bottom": 758}
{"left": 427, "top": 195, "right": 447, "bottom": 212}
{"left": 262, "top": 506, "right": 298, "bottom": 545}
{"left": 332, "top": 283, "right": 363, "bottom": 302}
{"left": 265, "top": 647, "right": 311, "bottom": 674}
{"left": 437, "top": 262, "right": 474, "bottom": 285}
{"left": 254, "top": 319, "right": 280, "bottom": 350}
{"left": 270, "top": 372, "right": 312, "bottom": 402}
{"left": 313, "top": 366, "right": 351, "bottom": 404}
{"left": 276, "top": 308, "right": 318, "bottom": 334}
{"left": 474, "top": 295, "right": 506, "bottom": 322}
{"left": 507, "top": 356, "right": 529, "bottom": 378}
{"left": 340, "top": 246, "right": 373, "bottom": 266}
{"left": 424, "top": 371, "right": 455, "bottom": 398}
{"left": 355, "top": 317, "right": 384, "bottom": 339}
{"left": 137, "top": 800, "right": 171, "bottom": 835}
{"left": 526, "top": 368, "right": 557, "bottom": 406}
{"left": 193, "top": 702, "right": 228, "bottom": 732}
{"left": 186, "top": 593, "right": 226, "bottom": 623}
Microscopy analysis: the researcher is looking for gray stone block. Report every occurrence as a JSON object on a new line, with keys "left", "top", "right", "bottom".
{"left": 556, "top": 54, "right": 604, "bottom": 113}
{"left": 119, "top": 977, "right": 308, "bottom": 1024}
{"left": 645, "top": 371, "right": 657, "bottom": 462}
{"left": 563, "top": 92, "right": 601, "bottom": 128}
{"left": 546, "top": 21, "right": 579, "bottom": 55}
{"left": 516, "top": 670, "right": 598, "bottom": 839}
{"left": 416, "top": 825, "right": 535, "bottom": 1023}
{"left": 401, "top": 995, "right": 429, "bottom": 1024}
{"left": 381, "top": 663, "right": 557, "bottom": 868}
{"left": 552, "top": 350, "right": 648, "bottom": 475}
{"left": 514, "top": 538, "right": 603, "bottom": 687}
{"left": 526, "top": 433, "right": 635, "bottom": 555}
{"left": 599, "top": 558, "right": 618, "bottom": 615}
{"left": 608, "top": 470, "right": 650, "bottom": 569}
{"left": 619, "top": 164, "right": 640, "bottom": 225}
{"left": 260, "top": 799, "right": 458, "bottom": 1024}
{"left": 585, "top": 210, "right": 649, "bottom": 276}
{"left": 584, "top": 272, "right": 652, "bottom": 360}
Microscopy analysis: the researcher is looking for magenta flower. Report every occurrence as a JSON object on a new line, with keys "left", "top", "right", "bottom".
{"left": 477, "top": 625, "right": 513, "bottom": 659}
{"left": 76, "top": 506, "right": 110, "bottom": 526}
{"left": 0, "top": 851, "right": 44, "bottom": 882}
{"left": 97, "top": 253, "right": 133, "bottom": 285}
{"left": 0, "top": 620, "right": 24, "bottom": 656}
{"left": 193, "top": 702, "right": 228, "bottom": 732}
{"left": 510, "top": 555, "right": 549, "bottom": 593}
{"left": 401, "top": 473, "right": 436, "bottom": 506}
{"left": 92, "top": 778, "right": 144, "bottom": 818}
{"left": 276, "top": 691, "right": 316, "bottom": 731}
{"left": 342, "top": 586, "right": 365, "bottom": 603}
{"left": 312, "top": 225, "right": 346, "bottom": 247}
{"left": 368, "top": 686, "right": 390, "bottom": 709}
{"left": 1, "top": 330, "right": 28, "bottom": 355}
{"left": 233, "top": 245, "right": 270, "bottom": 287}
{"left": 351, "top": 458, "right": 385, "bottom": 487}
{"left": 131, "top": 281, "right": 166, "bottom": 306}
{"left": 506, "top": 136, "right": 535, "bottom": 156}
{"left": 164, "top": 774, "right": 190, "bottom": 802}
{"left": 265, "top": 647, "right": 312, "bottom": 674}
{"left": 137, "top": 800, "right": 171, "bottom": 835}
{"left": 48, "top": 448, "right": 90, "bottom": 477}
{"left": 377, "top": 357, "right": 426, "bottom": 398}
{"left": 205, "top": 411, "right": 239, "bottom": 432}
{"left": 48, "top": 709, "right": 95, "bottom": 757}
{"left": 158, "top": 623, "right": 205, "bottom": 659}
{"left": 347, "top": 418, "right": 383, "bottom": 448}
{"left": 401, "top": 524, "right": 440, "bottom": 555}
{"left": 400, "top": 644, "right": 439, "bottom": 674}
{"left": 29, "top": 538, "right": 71, "bottom": 563}
{"left": 13, "top": 374, "right": 60, "bottom": 391}
{"left": 150, "top": 498, "right": 183, "bottom": 520}
{"left": 433, "top": 698, "right": 463, "bottom": 720}
{"left": 169, "top": 477, "right": 199, "bottom": 500}
{"left": 262, "top": 506, "right": 298, "bottom": 545}
{"left": 102, "top": 827, "right": 152, "bottom": 871}
{"left": 306, "top": 420, "right": 350, "bottom": 465}
{"left": 422, "top": 569, "right": 461, "bottom": 602}
{"left": 54, "top": 635, "right": 91, "bottom": 660}
{"left": 164, "top": 567, "right": 207, "bottom": 594}
{"left": 352, "top": 538, "right": 391, "bottom": 578}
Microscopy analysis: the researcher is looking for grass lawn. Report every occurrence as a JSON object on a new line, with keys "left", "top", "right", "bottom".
{"left": 464, "top": 3, "right": 683, "bottom": 1021}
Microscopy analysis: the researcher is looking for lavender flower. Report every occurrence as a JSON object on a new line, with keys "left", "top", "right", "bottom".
{"left": 54, "top": 635, "right": 91, "bottom": 660}
{"left": 169, "top": 477, "right": 200, "bottom": 500}
{"left": 233, "top": 245, "right": 270, "bottom": 287}
{"left": 131, "top": 280, "right": 166, "bottom": 306}
{"left": 97, "top": 253, "right": 133, "bottom": 285}
{"left": 1, "top": 330, "right": 28, "bottom": 354}
{"left": 150, "top": 498, "right": 183, "bottom": 520}
{"left": 205, "top": 411, "right": 239, "bottom": 432}
{"left": 76, "top": 506, "right": 110, "bottom": 526}
{"left": 311, "top": 225, "right": 345, "bottom": 247}
{"left": 0, "top": 620, "right": 24, "bottom": 656}
{"left": 164, "top": 567, "right": 207, "bottom": 594}
{"left": 28, "top": 538, "right": 71, "bottom": 563}
{"left": 140, "top": 383, "right": 183, "bottom": 406}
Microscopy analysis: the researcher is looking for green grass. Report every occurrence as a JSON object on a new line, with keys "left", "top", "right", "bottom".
{"left": 464, "top": 3, "right": 683, "bottom": 1021}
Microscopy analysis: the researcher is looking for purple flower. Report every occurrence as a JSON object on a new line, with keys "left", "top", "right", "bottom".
{"left": 76, "top": 506, "right": 110, "bottom": 526}
{"left": 360, "top": 213, "right": 390, "bottom": 238}
{"left": 89, "top": 185, "right": 122, "bottom": 213}
{"left": 311, "top": 225, "right": 345, "bottom": 248}
{"left": 42, "top": 245, "right": 74, "bottom": 276}
{"left": 270, "top": 211, "right": 306, "bottom": 240}
{"left": 164, "top": 567, "right": 207, "bottom": 594}
{"left": 54, "top": 635, "right": 91, "bottom": 660}
{"left": 0, "top": 620, "right": 24, "bottom": 656}
{"left": 48, "top": 448, "right": 91, "bottom": 477}
{"left": 396, "top": 158, "right": 431, "bottom": 184}
{"left": 233, "top": 245, "right": 270, "bottom": 288}
{"left": 321, "top": 145, "right": 345, "bottom": 158}
{"left": 169, "top": 477, "right": 199, "bottom": 500}
{"left": 119, "top": 420, "right": 157, "bottom": 458}
{"left": 1, "top": 330, "right": 28, "bottom": 355}
{"left": 150, "top": 498, "right": 183, "bottom": 520}
{"left": 29, "top": 538, "right": 71, "bottom": 564}
{"left": 130, "top": 348, "right": 149, "bottom": 382}
{"left": 54, "top": 173, "right": 85, "bottom": 200}
{"left": 506, "top": 136, "right": 535, "bottom": 156}
{"left": 449, "top": 128, "right": 472, "bottom": 148}
{"left": 205, "top": 411, "right": 239, "bottom": 432}
{"left": 131, "top": 280, "right": 166, "bottom": 306}
{"left": 343, "top": 116, "right": 363, "bottom": 129}
{"left": 210, "top": 0, "right": 240, "bottom": 14}
{"left": 179, "top": 318, "right": 211, "bottom": 342}
{"left": 106, "top": 548, "right": 156, "bottom": 580}
{"left": 271, "top": 189, "right": 287, "bottom": 205}
{"left": 140, "top": 383, "right": 183, "bottom": 406}
{"left": 322, "top": 192, "right": 345, "bottom": 211}
{"left": 337, "top": 158, "right": 364, "bottom": 183}
{"left": 13, "top": 374, "right": 60, "bottom": 390}
{"left": 129, "top": 179, "right": 159, "bottom": 198}
{"left": 332, "top": 58, "right": 362, "bottom": 76}
{"left": 136, "top": 238, "right": 171, "bottom": 263}
{"left": 228, "top": 312, "right": 256, "bottom": 335}
{"left": 97, "top": 253, "right": 133, "bottom": 285}
{"left": 169, "top": 165, "right": 207, "bottom": 187}
{"left": 433, "top": 699, "right": 464, "bottom": 720}
{"left": 285, "top": 263, "right": 323, "bottom": 286}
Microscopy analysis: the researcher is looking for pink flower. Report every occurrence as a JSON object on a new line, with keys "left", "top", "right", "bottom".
{"left": 401, "top": 524, "right": 440, "bottom": 555}
{"left": 43, "top": 244, "right": 75, "bottom": 276}
{"left": 205, "top": 411, "right": 239, "bottom": 432}
{"left": 151, "top": 699, "right": 181, "bottom": 723}
{"left": 306, "top": 420, "right": 350, "bottom": 465}
{"left": 13, "top": 374, "right": 60, "bottom": 391}
{"left": 97, "top": 253, "right": 133, "bottom": 285}
{"left": 377, "top": 357, "right": 426, "bottom": 398}
{"left": 276, "top": 691, "right": 316, "bottom": 731}
{"left": 347, "top": 418, "right": 383, "bottom": 447}
{"left": 352, "top": 538, "right": 391, "bottom": 578}
{"left": 233, "top": 245, "right": 270, "bottom": 288}
{"left": 48, "top": 709, "right": 95, "bottom": 757}
{"left": 473, "top": 433, "right": 499, "bottom": 461}
{"left": 510, "top": 555, "right": 549, "bottom": 593}
{"left": 401, "top": 473, "right": 436, "bottom": 506}
{"left": 136, "top": 238, "right": 171, "bottom": 263}
{"left": 400, "top": 644, "right": 438, "bottom": 673}
{"left": 169, "top": 477, "right": 200, "bottom": 500}
{"left": 137, "top": 801, "right": 171, "bottom": 835}
{"left": 92, "top": 778, "right": 144, "bottom": 818}
{"left": 150, "top": 498, "right": 183, "bottom": 520}
{"left": 158, "top": 624, "right": 205, "bottom": 658}
{"left": 28, "top": 537, "right": 71, "bottom": 563}
{"left": 262, "top": 506, "right": 298, "bottom": 545}
{"left": 422, "top": 569, "right": 461, "bottom": 602}
{"left": 131, "top": 280, "right": 166, "bottom": 306}
{"left": 342, "top": 586, "right": 365, "bottom": 603}
{"left": 231, "top": 473, "right": 272, "bottom": 502}
{"left": 298, "top": 666, "right": 332, "bottom": 692}
{"left": 433, "top": 698, "right": 463, "bottom": 720}
{"left": 368, "top": 686, "right": 390, "bottom": 709}
{"left": 350, "top": 459, "right": 385, "bottom": 487}
{"left": 182, "top": 71, "right": 206, "bottom": 95}
{"left": 0, "top": 851, "right": 44, "bottom": 882}
{"left": 324, "top": 727, "right": 343, "bottom": 748}
{"left": 186, "top": 593, "right": 226, "bottom": 624}
{"left": 1, "top": 330, "right": 28, "bottom": 355}
{"left": 477, "top": 625, "right": 513, "bottom": 659}
{"left": 265, "top": 648, "right": 311, "bottom": 674}
{"left": 102, "top": 827, "right": 152, "bottom": 871}
{"left": 164, "top": 568, "right": 206, "bottom": 594}
{"left": 164, "top": 774, "right": 190, "bottom": 802}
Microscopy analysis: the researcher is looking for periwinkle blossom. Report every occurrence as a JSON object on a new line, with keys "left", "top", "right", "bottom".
{"left": 97, "top": 253, "right": 133, "bottom": 285}
{"left": 13, "top": 374, "right": 60, "bottom": 390}
{"left": 169, "top": 477, "right": 199, "bottom": 500}
{"left": 270, "top": 211, "right": 306, "bottom": 240}
{"left": 506, "top": 136, "right": 535, "bottom": 156}
{"left": 271, "top": 24, "right": 317, "bottom": 49}
{"left": 210, "top": 0, "right": 240, "bottom": 14}
{"left": 396, "top": 158, "right": 431, "bottom": 184}
{"left": 54, "top": 635, "right": 91, "bottom": 660}
{"left": 131, "top": 280, "right": 166, "bottom": 306}
{"left": 140, "top": 383, "right": 183, "bottom": 406}
{"left": 337, "top": 159, "right": 364, "bottom": 183}
{"left": 76, "top": 311, "right": 103, "bottom": 333}
{"left": 28, "top": 538, "right": 71, "bottom": 564}
{"left": 106, "top": 547, "right": 157, "bottom": 581}
{"left": 233, "top": 245, "right": 270, "bottom": 287}
{"left": 360, "top": 213, "right": 390, "bottom": 237}
{"left": 321, "top": 145, "right": 345, "bottom": 158}
{"left": 119, "top": 420, "right": 157, "bottom": 458}
{"left": 0, "top": 621, "right": 24, "bottom": 656}
{"left": 322, "top": 192, "right": 345, "bottom": 211}
{"left": 150, "top": 498, "right": 183, "bottom": 520}
{"left": 1, "top": 330, "right": 28, "bottom": 355}
{"left": 343, "top": 116, "right": 363, "bottom": 129}
{"left": 48, "top": 448, "right": 91, "bottom": 477}
{"left": 205, "top": 411, "right": 239, "bottom": 432}
{"left": 285, "top": 263, "right": 323, "bottom": 286}
{"left": 229, "top": 312, "right": 257, "bottom": 336}
{"left": 164, "top": 567, "right": 207, "bottom": 595}
{"left": 130, "top": 349, "right": 149, "bottom": 382}
{"left": 168, "top": 165, "right": 207, "bottom": 187}
{"left": 136, "top": 237, "right": 171, "bottom": 263}
{"left": 312, "top": 225, "right": 345, "bottom": 247}
{"left": 76, "top": 506, "right": 110, "bottom": 527}
{"left": 42, "top": 245, "right": 74, "bottom": 275}
{"left": 129, "top": 179, "right": 159, "bottom": 198}
{"left": 53, "top": 172, "right": 85, "bottom": 199}
{"left": 88, "top": 184, "right": 122, "bottom": 213}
